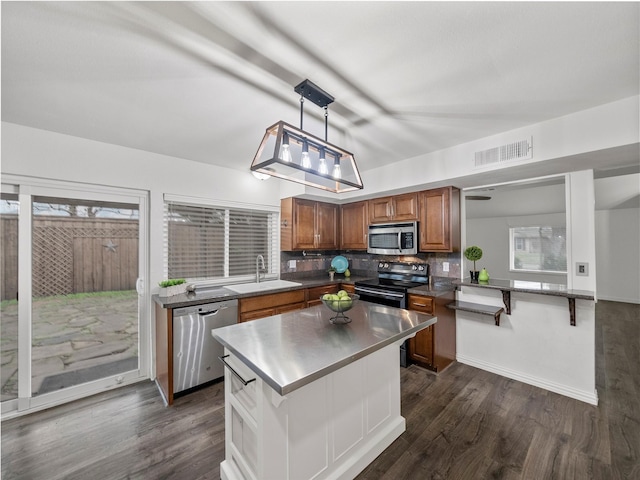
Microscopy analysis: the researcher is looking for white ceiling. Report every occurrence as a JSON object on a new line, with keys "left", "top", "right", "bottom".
{"left": 2, "top": 2, "right": 639, "bottom": 177}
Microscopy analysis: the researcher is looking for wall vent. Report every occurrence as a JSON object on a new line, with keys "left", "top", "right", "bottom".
{"left": 474, "top": 138, "right": 532, "bottom": 167}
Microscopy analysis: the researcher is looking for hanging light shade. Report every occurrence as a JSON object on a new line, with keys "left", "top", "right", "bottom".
{"left": 250, "top": 80, "right": 363, "bottom": 193}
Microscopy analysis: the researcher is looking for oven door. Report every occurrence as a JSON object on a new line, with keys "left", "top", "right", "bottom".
{"left": 354, "top": 285, "right": 407, "bottom": 309}
{"left": 354, "top": 284, "right": 409, "bottom": 367}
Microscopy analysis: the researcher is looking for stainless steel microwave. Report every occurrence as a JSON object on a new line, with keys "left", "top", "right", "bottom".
{"left": 367, "top": 221, "right": 418, "bottom": 255}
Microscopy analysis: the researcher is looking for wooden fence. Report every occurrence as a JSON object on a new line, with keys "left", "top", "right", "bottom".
{"left": 1, "top": 215, "right": 138, "bottom": 300}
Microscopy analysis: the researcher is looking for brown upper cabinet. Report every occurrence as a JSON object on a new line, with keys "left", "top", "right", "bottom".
{"left": 281, "top": 197, "right": 339, "bottom": 251}
{"left": 340, "top": 200, "right": 368, "bottom": 250}
{"left": 368, "top": 192, "right": 419, "bottom": 223}
{"left": 418, "top": 186, "right": 460, "bottom": 252}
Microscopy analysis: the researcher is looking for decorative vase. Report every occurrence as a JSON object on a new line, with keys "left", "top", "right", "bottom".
{"left": 478, "top": 268, "right": 489, "bottom": 282}
{"left": 470, "top": 271, "right": 480, "bottom": 283}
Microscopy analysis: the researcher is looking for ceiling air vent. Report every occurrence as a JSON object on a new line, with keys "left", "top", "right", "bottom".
{"left": 474, "top": 138, "right": 532, "bottom": 167}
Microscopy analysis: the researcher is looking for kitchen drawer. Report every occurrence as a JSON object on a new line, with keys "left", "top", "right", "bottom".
{"left": 240, "top": 307, "right": 275, "bottom": 322}
{"left": 275, "top": 302, "right": 306, "bottom": 314}
{"left": 340, "top": 284, "right": 356, "bottom": 294}
{"left": 230, "top": 404, "right": 258, "bottom": 479}
{"left": 306, "top": 284, "right": 339, "bottom": 307}
{"left": 224, "top": 353, "right": 258, "bottom": 420}
{"left": 407, "top": 294, "right": 434, "bottom": 314}
{"left": 239, "top": 290, "right": 306, "bottom": 313}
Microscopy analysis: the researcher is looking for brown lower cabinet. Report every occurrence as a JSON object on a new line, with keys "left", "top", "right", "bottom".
{"left": 239, "top": 290, "right": 307, "bottom": 322}
{"left": 155, "top": 302, "right": 173, "bottom": 404}
{"left": 156, "top": 282, "right": 358, "bottom": 405}
{"left": 340, "top": 283, "right": 355, "bottom": 294}
{"left": 306, "top": 284, "right": 339, "bottom": 307}
{"left": 239, "top": 283, "right": 356, "bottom": 322}
{"left": 407, "top": 292, "right": 456, "bottom": 372}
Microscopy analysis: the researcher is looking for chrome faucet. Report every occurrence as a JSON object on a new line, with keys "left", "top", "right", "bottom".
{"left": 256, "top": 254, "right": 266, "bottom": 283}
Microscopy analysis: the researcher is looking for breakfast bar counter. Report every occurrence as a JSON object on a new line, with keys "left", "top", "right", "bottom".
{"left": 212, "top": 302, "right": 436, "bottom": 480}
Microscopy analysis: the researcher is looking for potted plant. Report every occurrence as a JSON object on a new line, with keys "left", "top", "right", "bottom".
{"left": 159, "top": 278, "right": 187, "bottom": 297}
{"left": 464, "top": 246, "right": 483, "bottom": 283}
{"left": 327, "top": 266, "right": 337, "bottom": 281}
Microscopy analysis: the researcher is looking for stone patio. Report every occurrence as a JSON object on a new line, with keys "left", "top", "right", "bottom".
{"left": 0, "top": 291, "right": 138, "bottom": 401}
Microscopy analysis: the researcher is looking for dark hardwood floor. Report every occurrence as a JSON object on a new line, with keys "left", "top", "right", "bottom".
{"left": 1, "top": 300, "right": 638, "bottom": 480}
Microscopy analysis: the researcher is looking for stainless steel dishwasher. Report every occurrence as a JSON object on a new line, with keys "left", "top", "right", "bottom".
{"left": 172, "top": 299, "right": 238, "bottom": 393}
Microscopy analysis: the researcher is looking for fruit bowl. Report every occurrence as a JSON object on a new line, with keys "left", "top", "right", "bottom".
{"left": 320, "top": 293, "right": 359, "bottom": 324}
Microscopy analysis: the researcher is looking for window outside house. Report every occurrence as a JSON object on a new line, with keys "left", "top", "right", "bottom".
{"left": 510, "top": 226, "right": 567, "bottom": 273}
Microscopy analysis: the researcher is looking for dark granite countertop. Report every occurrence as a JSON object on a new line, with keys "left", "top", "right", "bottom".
{"left": 407, "top": 281, "right": 457, "bottom": 298}
{"left": 153, "top": 275, "right": 370, "bottom": 309}
{"left": 153, "top": 274, "right": 459, "bottom": 309}
{"left": 454, "top": 278, "right": 594, "bottom": 300}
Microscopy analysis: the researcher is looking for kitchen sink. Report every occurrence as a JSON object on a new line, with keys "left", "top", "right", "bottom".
{"left": 225, "top": 279, "right": 302, "bottom": 294}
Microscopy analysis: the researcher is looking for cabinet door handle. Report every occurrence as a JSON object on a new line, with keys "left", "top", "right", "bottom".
{"left": 219, "top": 355, "right": 256, "bottom": 386}
{"left": 412, "top": 302, "right": 429, "bottom": 307}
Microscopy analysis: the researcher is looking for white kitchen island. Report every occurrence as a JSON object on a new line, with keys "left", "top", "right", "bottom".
{"left": 212, "top": 301, "right": 436, "bottom": 480}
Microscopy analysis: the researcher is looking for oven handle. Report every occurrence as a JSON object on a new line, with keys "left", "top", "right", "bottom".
{"left": 355, "top": 286, "right": 405, "bottom": 298}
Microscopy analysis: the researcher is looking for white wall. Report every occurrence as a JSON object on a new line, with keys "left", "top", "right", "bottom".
{"left": 1, "top": 122, "right": 284, "bottom": 293}
{"left": 464, "top": 174, "right": 640, "bottom": 301}
{"left": 338, "top": 95, "right": 639, "bottom": 201}
{"left": 595, "top": 208, "right": 640, "bottom": 303}
{"left": 456, "top": 288, "right": 596, "bottom": 404}
{"left": 566, "top": 170, "right": 597, "bottom": 293}
{"left": 456, "top": 171, "right": 597, "bottom": 404}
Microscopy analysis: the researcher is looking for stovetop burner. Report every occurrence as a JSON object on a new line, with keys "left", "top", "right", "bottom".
{"left": 355, "top": 261, "right": 429, "bottom": 293}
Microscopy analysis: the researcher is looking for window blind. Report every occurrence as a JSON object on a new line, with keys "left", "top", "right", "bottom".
{"left": 164, "top": 199, "right": 279, "bottom": 283}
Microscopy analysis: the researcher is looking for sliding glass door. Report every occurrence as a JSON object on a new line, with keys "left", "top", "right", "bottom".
{"left": 1, "top": 179, "right": 148, "bottom": 414}
{"left": 1, "top": 190, "right": 19, "bottom": 403}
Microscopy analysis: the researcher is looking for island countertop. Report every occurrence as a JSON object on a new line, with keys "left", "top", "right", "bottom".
{"left": 212, "top": 301, "right": 437, "bottom": 396}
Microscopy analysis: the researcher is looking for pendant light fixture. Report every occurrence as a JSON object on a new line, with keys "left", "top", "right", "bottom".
{"left": 250, "top": 79, "right": 363, "bottom": 193}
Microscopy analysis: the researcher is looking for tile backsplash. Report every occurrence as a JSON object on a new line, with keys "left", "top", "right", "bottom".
{"left": 280, "top": 251, "right": 461, "bottom": 280}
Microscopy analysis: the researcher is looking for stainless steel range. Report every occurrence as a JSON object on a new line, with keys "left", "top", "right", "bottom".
{"left": 355, "top": 261, "right": 429, "bottom": 308}
{"left": 355, "top": 261, "right": 429, "bottom": 366}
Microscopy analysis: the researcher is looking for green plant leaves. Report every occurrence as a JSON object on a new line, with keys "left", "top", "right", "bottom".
{"left": 158, "top": 279, "right": 186, "bottom": 288}
{"left": 464, "top": 246, "right": 483, "bottom": 261}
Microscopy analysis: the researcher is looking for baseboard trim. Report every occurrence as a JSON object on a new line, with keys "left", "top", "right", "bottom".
{"left": 456, "top": 354, "right": 598, "bottom": 405}
{"left": 597, "top": 295, "right": 640, "bottom": 305}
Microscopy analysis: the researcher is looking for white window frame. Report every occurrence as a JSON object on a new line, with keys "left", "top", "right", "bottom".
{"left": 509, "top": 225, "right": 567, "bottom": 275}
{"left": 163, "top": 194, "right": 280, "bottom": 287}
{"left": 1, "top": 175, "right": 149, "bottom": 418}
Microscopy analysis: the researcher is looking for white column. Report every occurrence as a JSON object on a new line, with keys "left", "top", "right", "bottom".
{"left": 565, "top": 170, "right": 597, "bottom": 294}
